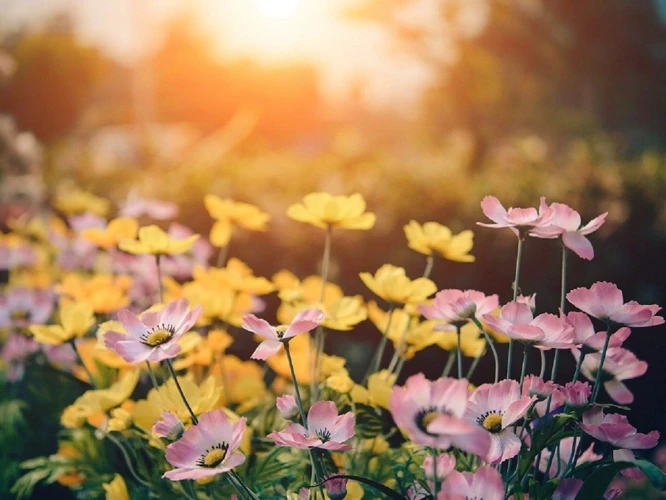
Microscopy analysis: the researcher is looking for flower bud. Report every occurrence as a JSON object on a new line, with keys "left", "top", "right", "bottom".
{"left": 324, "top": 475, "right": 348, "bottom": 500}
{"left": 422, "top": 453, "right": 456, "bottom": 482}
{"left": 152, "top": 411, "right": 185, "bottom": 440}
{"left": 562, "top": 381, "right": 591, "bottom": 408}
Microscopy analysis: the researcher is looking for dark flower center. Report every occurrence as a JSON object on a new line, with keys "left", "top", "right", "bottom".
{"left": 477, "top": 410, "right": 504, "bottom": 433}
{"left": 141, "top": 324, "right": 176, "bottom": 346}
{"left": 197, "top": 442, "right": 229, "bottom": 468}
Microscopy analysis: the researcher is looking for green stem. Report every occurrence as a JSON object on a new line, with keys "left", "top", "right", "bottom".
{"left": 539, "top": 349, "right": 547, "bottom": 379}
{"left": 230, "top": 470, "right": 260, "bottom": 500}
{"left": 155, "top": 254, "right": 163, "bottom": 303}
{"left": 423, "top": 254, "right": 434, "bottom": 279}
{"left": 472, "top": 316, "right": 499, "bottom": 383}
{"left": 507, "top": 235, "right": 525, "bottom": 379}
{"left": 591, "top": 327, "right": 613, "bottom": 403}
{"left": 145, "top": 360, "right": 160, "bottom": 392}
{"left": 560, "top": 246, "right": 568, "bottom": 312}
{"left": 364, "top": 304, "right": 395, "bottom": 383}
{"left": 165, "top": 359, "right": 198, "bottom": 425}
{"left": 431, "top": 447, "right": 439, "bottom": 497}
{"left": 106, "top": 433, "right": 151, "bottom": 487}
{"left": 311, "top": 227, "right": 332, "bottom": 402}
{"left": 572, "top": 351, "right": 585, "bottom": 383}
{"left": 519, "top": 344, "right": 529, "bottom": 391}
{"left": 441, "top": 350, "right": 456, "bottom": 378}
{"left": 216, "top": 243, "right": 230, "bottom": 268}
{"left": 465, "top": 343, "right": 484, "bottom": 381}
{"left": 387, "top": 315, "right": 414, "bottom": 374}
{"left": 456, "top": 326, "right": 463, "bottom": 379}
{"left": 226, "top": 472, "right": 249, "bottom": 500}
{"left": 69, "top": 340, "right": 96, "bottom": 388}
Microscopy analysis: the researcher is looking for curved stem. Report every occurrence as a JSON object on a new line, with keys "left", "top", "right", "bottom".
{"left": 311, "top": 227, "right": 332, "bottom": 402}
{"left": 431, "top": 447, "right": 439, "bottom": 497}
{"left": 465, "top": 345, "right": 484, "bottom": 382}
{"left": 472, "top": 316, "right": 499, "bottom": 383}
{"left": 539, "top": 349, "right": 547, "bottom": 379}
{"left": 145, "top": 360, "right": 160, "bottom": 392}
{"left": 572, "top": 351, "right": 585, "bottom": 383}
{"left": 519, "top": 344, "right": 529, "bottom": 391}
{"left": 106, "top": 433, "right": 151, "bottom": 487}
{"left": 230, "top": 470, "right": 260, "bottom": 500}
{"left": 165, "top": 359, "right": 198, "bottom": 425}
{"left": 423, "top": 254, "right": 434, "bottom": 279}
{"left": 456, "top": 326, "right": 463, "bottom": 379}
{"left": 365, "top": 305, "right": 395, "bottom": 383}
{"left": 441, "top": 350, "right": 456, "bottom": 378}
{"left": 216, "top": 243, "right": 230, "bottom": 268}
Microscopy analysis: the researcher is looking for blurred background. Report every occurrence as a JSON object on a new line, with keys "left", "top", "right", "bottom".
{"left": 1, "top": 0, "right": 666, "bottom": 470}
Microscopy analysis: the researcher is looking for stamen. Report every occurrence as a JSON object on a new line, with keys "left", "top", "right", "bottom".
{"left": 140, "top": 323, "right": 176, "bottom": 346}
{"left": 477, "top": 410, "right": 504, "bottom": 433}
{"left": 196, "top": 442, "right": 229, "bottom": 468}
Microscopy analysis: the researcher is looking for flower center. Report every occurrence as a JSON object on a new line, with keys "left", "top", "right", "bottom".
{"left": 415, "top": 406, "right": 443, "bottom": 435}
{"left": 478, "top": 411, "right": 503, "bottom": 433}
{"left": 11, "top": 309, "right": 29, "bottom": 321}
{"left": 314, "top": 428, "right": 331, "bottom": 442}
{"left": 275, "top": 325, "right": 288, "bottom": 339}
{"left": 141, "top": 324, "right": 176, "bottom": 346}
{"left": 197, "top": 443, "right": 229, "bottom": 468}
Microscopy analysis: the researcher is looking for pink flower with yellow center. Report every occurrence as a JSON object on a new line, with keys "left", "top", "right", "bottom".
{"left": 267, "top": 400, "right": 355, "bottom": 451}
{"left": 164, "top": 409, "right": 246, "bottom": 481}
{"left": 104, "top": 298, "right": 202, "bottom": 363}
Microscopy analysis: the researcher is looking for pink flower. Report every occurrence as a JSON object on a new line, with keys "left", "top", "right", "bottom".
{"left": 579, "top": 407, "right": 659, "bottom": 449}
{"left": 2, "top": 333, "right": 39, "bottom": 382}
{"left": 153, "top": 411, "right": 185, "bottom": 441}
{"left": 516, "top": 293, "right": 536, "bottom": 312}
{"left": 268, "top": 401, "right": 354, "bottom": 451}
{"left": 561, "top": 381, "right": 592, "bottom": 408}
{"left": 465, "top": 380, "right": 536, "bottom": 464}
{"left": 276, "top": 394, "right": 299, "bottom": 420}
{"left": 521, "top": 375, "right": 558, "bottom": 400}
{"left": 323, "top": 475, "right": 348, "bottom": 500}
{"left": 241, "top": 309, "right": 323, "bottom": 360}
{"left": 482, "top": 302, "right": 573, "bottom": 347}
{"left": 613, "top": 449, "right": 643, "bottom": 479}
{"left": 531, "top": 199, "right": 607, "bottom": 260}
{"left": 423, "top": 453, "right": 456, "bottom": 482}
{"left": 439, "top": 466, "right": 504, "bottom": 500}
{"left": 567, "top": 282, "right": 664, "bottom": 327}
{"left": 477, "top": 196, "right": 554, "bottom": 237}
{"left": 119, "top": 194, "right": 179, "bottom": 220}
{"left": 163, "top": 409, "right": 246, "bottom": 480}
{"left": 389, "top": 374, "right": 490, "bottom": 455}
{"left": 538, "top": 437, "right": 601, "bottom": 479}
{"left": 419, "top": 289, "right": 499, "bottom": 329}
{"left": 575, "top": 347, "right": 646, "bottom": 404}
{"left": 0, "top": 287, "right": 53, "bottom": 330}
{"left": 0, "top": 241, "right": 37, "bottom": 270}
{"left": 534, "top": 388, "right": 565, "bottom": 418}
{"left": 104, "top": 298, "right": 202, "bottom": 364}
{"left": 564, "top": 311, "right": 631, "bottom": 352}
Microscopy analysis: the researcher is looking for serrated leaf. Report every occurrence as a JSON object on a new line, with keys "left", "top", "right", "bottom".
{"left": 355, "top": 404, "right": 384, "bottom": 439}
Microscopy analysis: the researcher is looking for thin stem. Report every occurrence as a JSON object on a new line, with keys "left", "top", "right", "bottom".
{"left": 216, "top": 243, "right": 230, "bottom": 268}
{"left": 507, "top": 235, "right": 525, "bottom": 379}
{"left": 591, "top": 328, "right": 613, "bottom": 403}
{"left": 472, "top": 316, "right": 499, "bottom": 383}
{"left": 311, "top": 227, "right": 332, "bottom": 402}
{"left": 423, "top": 254, "right": 434, "bottom": 279}
{"left": 550, "top": 350, "right": 560, "bottom": 382}
{"left": 155, "top": 254, "right": 163, "bottom": 303}
{"left": 69, "top": 340, "right": 96, "bottom": 388}
{"left": 456, "top": 326, "right": 463, "bottom": 379}
{"left": 465, "top": 345, "right": 484, "bottom": 382}
{"left": 519, "top": 344, "right": 529, "bottom": 391}
{"left": 431, "top": 447, "right": 439, "bottom": 497}
{"left": 572, "top": 352, "right": 585, "bottom": 383}
{"left": 284, "top": 343, "right": 308, "bottom": 425}
{"left": 539, "top": 349, "right": 547, "bottom": 379}
{"left": 364, "top": 305, "right": 395, "bottom": 382}
{"left": 394, "top": 357, "right": 406, "bottom": 379}
{"left": 387, "top": 316, "right": 414, "bottom": 374}
{"left": 165, "top": 359, "right": 198, "bottom": 425}
{"left": 319, "top": 227, "right": 332, "bottom": 300}
{"left": 145, "top": 361, "right": 160, "bottom": 392}
{"left": 226, "top": 472, "right": 249, "bottom": 500}
{"left": 106, "top": 433, "right": 151, "bottom": 487}
{"left": 230, "top": 470, "right": 260, "bottom": 500}
{"left": 560, "top": 245, "right": 568, "bottom": 312}
{"left": 441, "top": 350, "right": 456, "bottom": 378}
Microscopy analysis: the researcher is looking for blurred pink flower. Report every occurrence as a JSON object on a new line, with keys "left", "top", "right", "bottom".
{"left": 534, "top": 388, "right": 565, "bottom": 418}
{"left": 241, "top": 309, "right": 323, "bottom": 360}
{"left": 267, "top": 400, "right": 354, "bottom": 451}
{"left": 164, "top": 409, "right": 246, "bottom": 480}
{"left": 439, "top": 466, "right": 504, "bottom": 500}
{"left": 575, "top": 347, "right": 646, "bottom": 404}
{"left": 0, "top": 241, "right": 37, "bottom": 270}
{"left": 482, "top": 302, "right": 574, "bottom": 348}
{"left": 567, "top": 282, "right": 664, "bottom": 327}
{"left": 538, "top": 437, "right": 601, "bottom": 479}
{"left": 531, "top": 199, "right": 607, "bottom": 260}
{"left": 119, "top": 195, "right": 178, "bottom": 220}
{"left": 0, "top": 287, "right": 53, "bottom": 330}
{"left": 323, "top": 475, "right": 348, "bottom": 500}
{"left": 389, "top": 374, "right": 490, "bottom": 455}
{"left": 276, "top": 394, "right": 299, "bottom": 420}
{"left": 613, "top": 448, "right": 643, "bottom": 479}
{"left": 419, "top": 289, "right": 499, "bottom": 329}
{"left": 477, "top": 196, "right": 554, "bottom": 237}
{"left": 152, "top": 411, "right": 185, "bottom": 441}
{"left": 423, "top": 453, "right": 456, "bottom": 482}
{"left": 516, "top": 293, "right": 536, "bottom": 312}
{"left": 561, "top": 381, "right": 592, "bottom": 408}
{"left": 579, "top": 407, "right": 659, "bottom": 449}
{"left": 2, "top": 333, "right": 39, "bottom": 381}
{"left": 465, "top": 380, "right": 536, "bottom": 464}
{"left": 104, "top": 298, "right": 202, "bottom": 363}
{"left": 553, "top": 478, "right": 583, "bottom": 500}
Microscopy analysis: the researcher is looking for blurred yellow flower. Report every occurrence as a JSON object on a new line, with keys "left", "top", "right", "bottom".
{"left": 107, "top": 407, "right": 133, "bottom": 432}
{"left": 351, "top": 371, "right": 395, "bottom": 410}
{"left": 54, "top": 188, "right": 110, "bottom": 216}
{"left": 119, "top": 225, "right": 198, "bottom": 255}
{"left": 204, "top": 194, "right": 270, "bottom": 247}
{"left": 360, "top": 264, "right": 436, "bottom": 305}
{"left": 404, "top": 221, "right": 475, "bottom": 262}
{"left": 30, "top": 300, "right": 95, "bottom": 345}
{"left": 81, "top": 217, "right": 139, "bottom": 250}
{"left": 193, "top": 259, "right": 274, "bottom": 295}
{"left": 56, "top": 274, "right": 132, "bottom": 314}
{"left": 326, "top": 371, "right": 354, "bottom": 394}
{"left": 287, "top": 192, "right": 376, "bottom": 230}
{"left": 103, "top": 474, "right": 129, "bottom": 500}
{"left": 217, "top": 355, "right": 267, "bottom": 407}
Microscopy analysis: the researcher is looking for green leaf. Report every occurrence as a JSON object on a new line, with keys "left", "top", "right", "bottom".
{"left": 318, "top": 475, "right": 408, "bottom": 500}
{"left": 635, "top": 459, "right": 666, "bottom": 491}
{"left": 574, "top": 463, "right": 622, "bottom": 500}
{"left": 354, "top": 404, "right": 384, "bottom": 439}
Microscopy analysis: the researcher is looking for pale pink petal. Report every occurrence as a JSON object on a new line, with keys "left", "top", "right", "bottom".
{"left": 320, "top": 441, "right": 353, "bottom": 451}
{"left": 502, "top": 396, "right": 536, "bottom": 427}
{"left": 493, "top": 430, "right": 522, "bottom": 463}
{"left": 615, "top": 430, "right": 660, "bottom": 450}
{"left": 162, "top": 298, "right": 190, "bottom": 331}
{"left": 250, "top": 340, "right": 282, "bottom": 360}
{"left": 149, "top": 343, "right": 181, "bottom": 362}
{"left": 604, "top": 380, "right": 633, "bottom": 404}
{"left": 427, "top": 414, "right": 480, "bottom": 436}
{"left": 284, "top": 308, "right": 324, "bottom": 338}
{"left": 507, "top": 324, "right": 544, "bottom": 342}
{"left": 330, "top": 412, "right": 355, "bottom": 443}
{"left": 114, "top": 340, "right": 154, "bottom": 363}
{"left": 197, "top": 410, "right": 233, "bottom": 446}
{"left": 500, "top": 302, "right": 533, "bottom": 324}
{"left": 480, "top": 196, "right": 509, "bottom": 224}
{"left": 591, "top": 282, "right": 624, "bottom": 314}
{"left": 505, "top": 207, "right": 539, "bottom": 225}
{"left": 242, "top": 314, "right": 277, "bottom": 340}
{"left": 449, "top": 428, "right": 492, "bottom": 457}
{"left": 579, "top": 212, "right": 608, "bottom": 235}
{"left": 164, "top": 467, "right": 220, "bottom": 481}
{"left": 563, "top": 232, "right": 594, "bottom": 260}
{"left": 307, "top": 401, "right": 338, "bottom": 434}
{"left": 117, "top": 309, "right": 149, "bottom": 339}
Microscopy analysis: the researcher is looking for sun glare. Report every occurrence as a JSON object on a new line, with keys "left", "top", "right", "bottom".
{"left": 255, "top": 0, "right": 300, "bottom": 19}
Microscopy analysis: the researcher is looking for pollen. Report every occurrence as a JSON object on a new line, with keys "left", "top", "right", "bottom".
{"left": 482, "top": 413, "right": 503, "bottom": 433}
{"left": 275, "top": 325, "right": 289, "bottom": 338}
{"left": 11, "top": 309, "right": 29, "bottom": 321}
{"left": 422, "top": 411, "right": 440, "bottom": 429}
{"left": 141, "top": 324, "right": 176, "bottom": 346}
{"left": 196, "top": 442, "right": 229, "bottom": 468}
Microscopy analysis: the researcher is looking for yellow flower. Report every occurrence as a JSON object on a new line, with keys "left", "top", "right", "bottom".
{"left": 132, "top": 375, "right": 222, "bottom": 429}
{"left": 404, "top": 221, "right": 475, "bottom": 262}
{"left": 119, "top": 225, "right": 198, "bottom": 255}
{"left": 217, "top": 355, "right": 267, "bottom": 407}
{"left": 56, "top": 274, "right": 132, "bottom": 314}
{"left": 81, "top": 217, "right": 139, "bottom": 250}
{"left": 193, "top": 260, "right": 274, "bottom": 295}
{"left": 360, "top": 265, "right": 436, "bottom": 305}
{"left": 287, "top": 192, "right": 376, "bottom": 230}
{"left": 54, "top": 188, "right": 110, "bottom": 216}
{"left": 350, "top": 371, "right": 395, "bottom": 410}
{"left": 182, "top": 280, "right": 253, "bottom": 327}
{"left": 30, "top": 301, "right": 95, "bottom": 345}
{"left": 107, "top": 407, "right": 133, "bottom": 432}
{"left": 326, "top": 371, "right": 354, "bottom": 394}
{"left": 103, "top": 474, "right": 130, "bottom": 500}
{"left": 204, "top": 194, "right": 270, "bottom": 247}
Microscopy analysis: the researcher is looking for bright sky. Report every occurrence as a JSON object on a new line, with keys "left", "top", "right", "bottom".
{"left": 1, "top": 0, "right": 442, "bottom": 110}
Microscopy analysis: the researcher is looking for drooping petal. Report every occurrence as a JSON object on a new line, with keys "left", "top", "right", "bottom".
{"left": 562, "top": 232, "right": 594, "bottom": 260}
{"left": 604, "top": 380, "right": 634, "bottom": 404}
{"left": 250, "top": 340, "right": 283, "bottom": 360}
{"left": 242, "top": 314, "right": 277, "bottom": 340}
